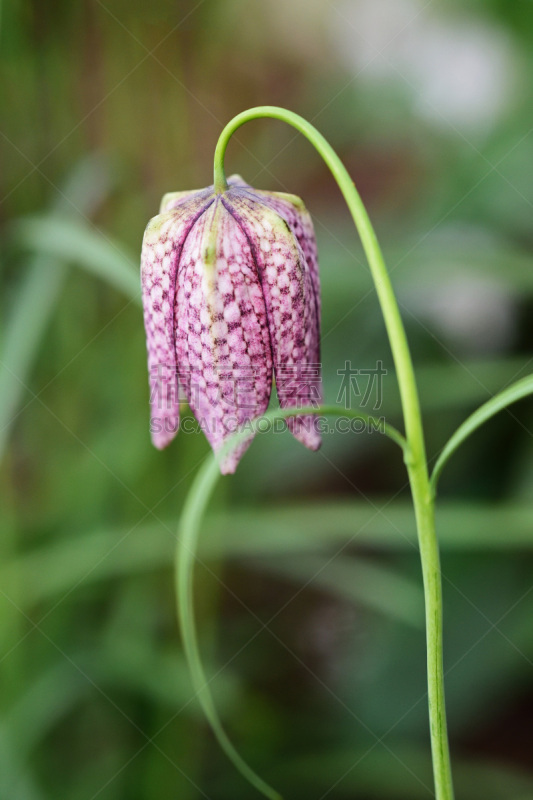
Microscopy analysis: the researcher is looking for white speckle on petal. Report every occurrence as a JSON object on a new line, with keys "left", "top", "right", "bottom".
{"left": 224, "top": 303, "right": 241, "bottom": 323}
{"left": 218, "top": 274, "right": 233, "bottom": 295}
{"left": 266, "top": 266, "right": 277, "bottom": 283}
{"left": 212, "top": 320, "right": 228, "bottom": 338}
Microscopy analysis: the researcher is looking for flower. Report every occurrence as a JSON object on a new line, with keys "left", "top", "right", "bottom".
{"left": 141, "top": 175, "right": 321, "bottom": 474}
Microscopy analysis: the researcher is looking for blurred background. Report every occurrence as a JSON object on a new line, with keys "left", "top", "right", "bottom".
{"left": 1, "top": 0, "right": 533, "bottom": 798}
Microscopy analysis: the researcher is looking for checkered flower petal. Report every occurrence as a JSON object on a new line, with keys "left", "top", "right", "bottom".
{"left": 175, "top": 199, "right": 272, "bottom": 474}
{"left": 224, "top": 190, "right": 322, "bottom": 450}
{"left": 141, "top": 175, "right": 321, "bottom": 472}
{"left": 240, "top": 187, "right": 321, "bottom": 319}
{"left": 141, "top": 192, "right": 212, "bottom": 449}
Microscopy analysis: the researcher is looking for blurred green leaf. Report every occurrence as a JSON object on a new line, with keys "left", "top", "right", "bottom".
{"left": 257, "top": 553, "right": 424, "bottom": 628}
{"left": 0, "top": 255, "right": 66, "bottom": 458}
{"left": 0, "top": 156, "right": 116, "bottom": 460}
{"left": 10, "top": 216, "right": 140, "bottom": 301}
{"left": 0, "top": 723, "right": 44, "bottom": 800}
{"left": 274, "top": 745, "right": 533, "bottom": 800}
{"left": 3, "top": 500, "right": 533, "bottom": 613}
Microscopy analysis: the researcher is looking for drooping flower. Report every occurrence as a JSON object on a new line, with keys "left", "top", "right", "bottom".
{"left": 141, "top": 175, "right": 321, "bottom": 474}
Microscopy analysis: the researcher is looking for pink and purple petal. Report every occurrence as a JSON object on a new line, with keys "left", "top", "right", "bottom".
{"left": 240, "top": 187, "right": 321, "bottom": 318}
{"left": 176, "top": 199, "right": 273, "bottom": 473}
{"left": 141, "top": 193, "right": 213, "bottom": 449}
{"left": 225, "top": 192, "right": 322, "bottom": 451}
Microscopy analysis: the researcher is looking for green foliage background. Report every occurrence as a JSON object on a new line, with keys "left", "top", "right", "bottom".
{"left": 1, "top": 1, "right": 532, "bottom": 798}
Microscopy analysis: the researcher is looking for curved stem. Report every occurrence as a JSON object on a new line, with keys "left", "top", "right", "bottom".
{"left": 178, "top": 451, "right": 282, "bottom": 800}
{"left": 177, "top": 405, "right": 405, "bottom": 800}
{"left": 215, "top": 108, "right": 424, "bottom": 459}
{"left": 430, "top": 373, "right": 533, "bottom": 495}
{"left": 214, "top": 107, "right": 454, "bottom": 799}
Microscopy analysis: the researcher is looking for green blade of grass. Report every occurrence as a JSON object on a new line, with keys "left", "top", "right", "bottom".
{"left": 9, "top": 215, "right": 140, "bottom": 301}
{"left": 257, "top": 553, "right": 424, "bottom": 628}
{"left": 2, "top": 500, "right": 533, "bottom": 611}
{"left": 431, "top": 374, "right": 533, "bottom": 493}
{"left": 0, "top": 155, "right": 116, "bottom": 460}
{"left": 275, "top": 744, "right": 533, "bottom": 800}
{"left": 0, "top": 256, "right": 66, "bottom": 458}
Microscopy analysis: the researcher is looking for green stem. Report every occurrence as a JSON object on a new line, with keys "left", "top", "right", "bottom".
{"left": 177, "top": 406, "right": 404, "bottom": 800}
{"left": 214, "top": 107, "right": 454, "bottom": 799}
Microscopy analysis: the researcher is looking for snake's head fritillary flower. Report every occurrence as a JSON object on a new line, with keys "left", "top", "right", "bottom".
{"left": 141, "top": 175, "right": 321, "bottom": 474}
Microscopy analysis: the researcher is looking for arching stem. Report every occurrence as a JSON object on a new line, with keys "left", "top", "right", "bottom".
{"left": 213, "top": 107, "right": 454, "bottom": 800}
{"left": 177, "top": 406, "right": 405, "bottom": 800}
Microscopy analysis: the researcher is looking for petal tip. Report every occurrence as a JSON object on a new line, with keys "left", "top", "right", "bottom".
{"left": 214, "top": 436, "right": 255, "bottom": 475}
{"left": 286, "top": 415, "right": 322, "bottom": 452}
{"left": 150, "top": 423, "right": 179, "bottom": 451}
